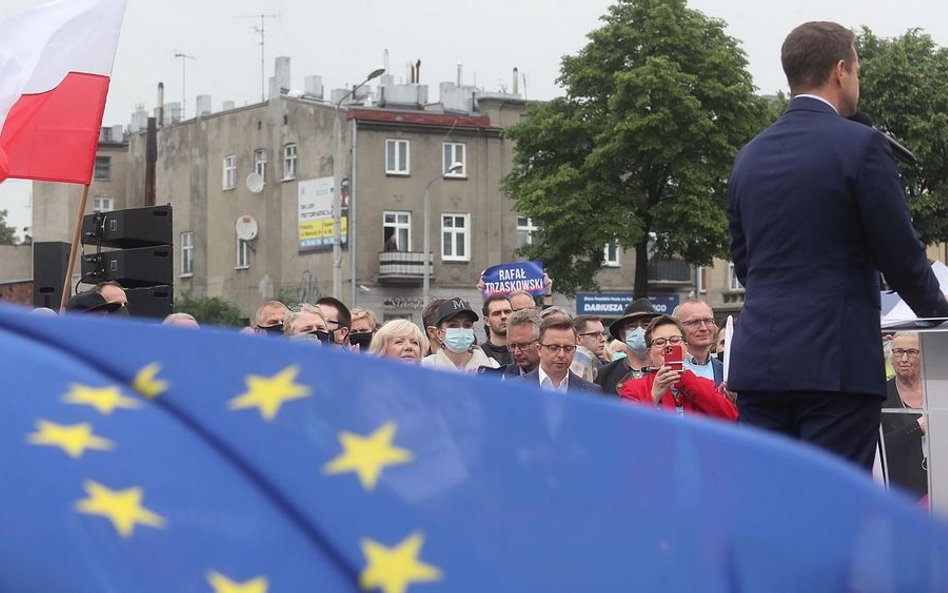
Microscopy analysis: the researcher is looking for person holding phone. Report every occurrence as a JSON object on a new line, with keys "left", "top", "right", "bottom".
{"left": 619, "top": 315, "right": 737, "bottom": 420}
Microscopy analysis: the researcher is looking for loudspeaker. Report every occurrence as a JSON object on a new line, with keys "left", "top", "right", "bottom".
{"left": 125, "top": 285, "right": 173, "bottom": 319}
{"left": 81, "top": 205, "right": 172, "bottom": 248}
{"left": 33, "top": 241, "right": 71, "bottom": 309}
{"left": 81, "top": 246, "right": 172, "bottom": 288}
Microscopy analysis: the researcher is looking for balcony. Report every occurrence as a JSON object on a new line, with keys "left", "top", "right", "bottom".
{"left": 378, "top": 251, "right": 432, "bottom": 285}
{"left": 647, "top": 259, "right": 692, "bottom": 287}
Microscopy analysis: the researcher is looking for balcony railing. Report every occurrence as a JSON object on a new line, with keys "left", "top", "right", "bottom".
{"left": 647, "top": 259, "right": 692, "bottom": 286}
{"left": 378, "top": 251, "right": 432, "bottom": 285}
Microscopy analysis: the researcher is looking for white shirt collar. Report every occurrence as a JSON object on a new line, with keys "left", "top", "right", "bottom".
{"left": 793, "top": 93, "right": 838, "bottom": 114}
{"left": 538, "top": 366, "right": 569, "bottom": 392}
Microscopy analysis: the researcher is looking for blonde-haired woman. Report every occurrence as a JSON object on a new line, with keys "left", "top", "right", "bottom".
{"left": 368, "top": 319, "right": 428, "bottom": 363}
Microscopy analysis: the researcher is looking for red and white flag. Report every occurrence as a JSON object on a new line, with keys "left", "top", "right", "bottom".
{"left": 0, "top": 0, "right": 126, "bottom": 185}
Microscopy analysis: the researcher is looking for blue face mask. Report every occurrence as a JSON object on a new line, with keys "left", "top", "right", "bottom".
{"left": 443, "top": 327, "right": 475, "bottom": 353}
{"left": 624, "top": 327, "right": 648, "bottom": 356}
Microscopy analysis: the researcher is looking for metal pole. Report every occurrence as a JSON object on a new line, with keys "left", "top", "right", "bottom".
{"left": 332, "top": 104, "right": 343, "bottom": 300}
{"left": 349, "top": 117, "right": 358, "bottom": 307}
{"left": 423, "top": 184, "right": 431, "bottom": 305}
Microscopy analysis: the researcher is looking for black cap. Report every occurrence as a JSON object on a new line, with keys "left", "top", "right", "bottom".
{"left": 433, "top": 297, "right": 479, "bottom": 326}
{"left": 608, "top": 298, "right": 659, "bottom": 340}
{"left": 65, "top": 290, "right": 109, "bottom": 313}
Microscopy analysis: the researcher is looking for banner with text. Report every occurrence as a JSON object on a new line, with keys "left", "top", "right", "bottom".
{"left": 298, "top": 176, "right": 348, "bottom": 252}
{"left": 481, "top": 261, "right": 545, "bottom": 298}
{"left": 575, "top": 293, "right": 680, "bottom": 316}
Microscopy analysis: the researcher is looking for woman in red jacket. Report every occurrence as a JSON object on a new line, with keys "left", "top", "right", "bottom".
{"left": 619, "top": 315, "right": 737, "bottom": 421}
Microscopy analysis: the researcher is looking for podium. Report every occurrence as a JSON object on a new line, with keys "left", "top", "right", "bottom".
{"left": 878, "top": 326, "right": 948, "bottom": 513}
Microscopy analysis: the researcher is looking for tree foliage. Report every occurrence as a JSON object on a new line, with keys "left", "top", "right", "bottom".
{"left": 0, "top": 209, "right": 17, "bottom": 245}
{"left": 857, "top": 28, "right": 948, "bottom": 244}
{"left": 503, "top": 0, "right": 769, "bottom": 297}
{"left": 174, "top": 293, "right": 244, "bottom": 327}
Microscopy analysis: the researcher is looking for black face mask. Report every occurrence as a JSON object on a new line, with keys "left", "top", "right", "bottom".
{"left": 258, "top": 324, "right": 284, "bottom": 336}
{"left": 349, "top": 331, "right": 373, "bottom": 351}
{"left": 313, "top": 330, "right": 331, "bottom": 344}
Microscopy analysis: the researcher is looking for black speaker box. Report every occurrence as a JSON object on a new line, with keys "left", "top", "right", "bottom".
{"left": 81, "top": 246, "right": 173, "bottom": 288}
{"left": 33, "top": 241, "right": 72, "bottom": 309}
{"left": 125, "top": 285, "right": 173, "bottom": 319}
{"left": 81, "top": 205, "right": 172, "bottom": 248}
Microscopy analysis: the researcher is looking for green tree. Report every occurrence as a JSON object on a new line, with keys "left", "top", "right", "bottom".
{"left": 0, "top": 209, "right": 17, "bottom": 245}
{"left": 857, "top": 28, "right": 948, "bottom": 244}
{"left": 504, "top": 0, "right": 768, "bottom": 297}
{"left": 174, "top": 293, "right": 244, "bottom": 327}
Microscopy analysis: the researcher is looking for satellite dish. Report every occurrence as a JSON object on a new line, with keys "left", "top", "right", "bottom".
{"left": 246, "top": 172, "right": 264, "bottom": 193}
{"left": 235, "top": 215, "right": 259, "bottom": 241}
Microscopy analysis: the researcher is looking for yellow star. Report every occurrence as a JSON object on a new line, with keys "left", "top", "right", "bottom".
{"left": 228, "top": 365, "right": 311, "bottom": 421}
{"left": 63, "top": 384, "right": 140, "bottom": 415}
{"left": 28, "top": 419, "right": 114, "bottom": 459}
{"left": 133, "top": 362, "right": 169, "bottom": 399}
{"left": 324, "top": 422, "right": 413, "bottom": 491}
{"left": 75, "top": 480, "right": 166, "bottom": 538}
{"left": 207, "top": 571, "right": 269, "bottom": 593}
{"left": 360, "top": 532, "right": 442, "bottom": 593}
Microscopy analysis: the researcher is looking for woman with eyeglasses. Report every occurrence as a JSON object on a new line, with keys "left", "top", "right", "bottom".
{"left": 881, "top": 332, "right": 927, "bottom": 502}
{"left": 619, "top": 315, "right": 737, "bottom": 420}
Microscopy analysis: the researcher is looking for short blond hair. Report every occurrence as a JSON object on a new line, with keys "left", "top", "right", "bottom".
{"left": 368, "top": 319, "right": 429, "bottom": 360}
{"left": 351, "top": 307, "right": 378, "bottom": 330}
{"left": 283, "top": 304, "right": 325, "bottom": 335}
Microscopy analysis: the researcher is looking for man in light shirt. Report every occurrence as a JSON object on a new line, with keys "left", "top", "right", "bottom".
{"left": 523, "top": 317, "right": 600, "bottom": 394}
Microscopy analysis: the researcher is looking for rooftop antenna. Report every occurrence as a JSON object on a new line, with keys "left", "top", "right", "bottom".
{"left": 173, "top": 52, "right": 196, "bottom": 119}
{"left": 235, "top": 13, "right": 279, "bottom": 101}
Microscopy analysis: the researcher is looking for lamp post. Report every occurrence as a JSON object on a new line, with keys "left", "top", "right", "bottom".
{"left": 332, "top": 67, "right": 385, "bottom": 300}
{"left": 423, "top": 162, "right": 463, "bottom": 305}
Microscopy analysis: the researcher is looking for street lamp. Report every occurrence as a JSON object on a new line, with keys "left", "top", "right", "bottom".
{"left": 423, "top": 162, "right": 463, "bottom": 305}
{"left": 333, "top": 67, "right": 385, "bottom": 300}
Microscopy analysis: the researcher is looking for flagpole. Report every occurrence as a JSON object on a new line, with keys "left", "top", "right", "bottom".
{"left": 59, "top": 184, "right": 91, "bottom": 311}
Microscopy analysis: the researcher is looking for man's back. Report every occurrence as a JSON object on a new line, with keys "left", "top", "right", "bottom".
{"left": 728, "top": 97, "right": 947, "bottom": 396}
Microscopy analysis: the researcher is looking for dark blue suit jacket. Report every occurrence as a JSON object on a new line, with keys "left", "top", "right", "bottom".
{"left": 727, "top": 97, "right": 948, "bottom": 396}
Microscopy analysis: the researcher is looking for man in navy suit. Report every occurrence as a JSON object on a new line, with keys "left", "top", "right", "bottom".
{"left": 727, "top": 21, "right": 948, "bottom": 469}
{"left": 523, "top": 317, "right": 601, "bottom": 394}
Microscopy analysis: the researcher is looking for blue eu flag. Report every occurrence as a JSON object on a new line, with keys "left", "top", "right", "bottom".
{"left": 0, "top": 303, "right": 946, "bottom": 593}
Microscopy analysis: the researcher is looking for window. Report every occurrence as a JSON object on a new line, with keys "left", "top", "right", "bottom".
{"left": 236, "top": 238, "right": 250, "bottom": 269}
{"left": 254, "top": 149, "right": 267, "bottom": 182}
{"left": 728, "top": 262, "right": 744, "bottom": 291}
{"left": 283, "top": 143, "right": 297, "bottom": 180}
{"left": 92, "top": 195, "right": 114, "bottom": 213}
{"left": 222, "top": 155, "right": 237, "bottom": 190}
{"left": 94, "top": 156, "right": 111, "bottom": 180}
{"left": 383, "top": 211, "right": 411, "bottom": 252}
{"left": 385, "top": 139, "right": 410, "bottom": 175}
{"left": 696, "top": 265, "right": 708, "bottom": 294}
{"left": 442, "top": 142, "right": 466, "bottom": 177}
{"left": 603, "top": 242, "right": 620, "bottom": 267}
{"left": 516, "top": 216, "right": 538, "bottom": 249}
{"left": 441, "top": 213, "right": 470, "bottom": 261}
{"left": 180, "top": 231, "right": 194, "bottom": 277}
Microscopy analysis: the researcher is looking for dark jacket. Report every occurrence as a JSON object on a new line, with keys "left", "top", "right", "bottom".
{"left": 523, "top": 369, "right": 602, "bottom": 394}
{"left": 481, "top": 340, "right": 512, "bottom": 367}
{"left": 728, "top": 97, "right": 948, "bottom": 396}
{"left": 595, "top": 359, "right": 650, "bottom": 397}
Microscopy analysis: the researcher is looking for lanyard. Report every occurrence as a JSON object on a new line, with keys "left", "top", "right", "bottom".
{"left": 666, "top": 387, "right": 685, "bottom": 417}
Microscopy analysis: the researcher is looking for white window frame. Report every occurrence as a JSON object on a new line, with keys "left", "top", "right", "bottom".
{"left": 180, "top": 231, "right": 194, "bottom": 277}
{"left": 222, "top": 154, "right": 237, "bottom": 190}
{"left": 253, "top": 149, "right": 267, "bottom": 182}
{"left": 442, "top": 142, "right": 466, "bottom": 177}
{"left": 696, "top": 265, "right": 708, "bottom": 294}
{"left": 92, "top": 195, "right": 114, "bottom": 213}
{"left": 516, "top": 216, "right": 538, "bottom": 248}
{"left": 236, "top": 238, "right": 250, "bottom": 270}
{"left": 603, "top": 242, "right": 621, "bottom": 267}
{"left": 282, "top": 143, "right": 297, "bottom": 181}
{"left": 383, "top": 211, "right": 412, "bottom": 252}
{"left": 728, "top": 262, "right": 744, "bottom": 291}
{"left": 385, "top": 139, "right": 410, "bottom": 175}
{"left": 441, "top": 213, "right": 471, "bottom": 262}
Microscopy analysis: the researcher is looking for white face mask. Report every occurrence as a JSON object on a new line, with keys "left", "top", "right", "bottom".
{"left": 443, "top": 327, "right": 475, "bottom": 353}
{"left": 624, "top": 327, "right": 648, "bottom": 355}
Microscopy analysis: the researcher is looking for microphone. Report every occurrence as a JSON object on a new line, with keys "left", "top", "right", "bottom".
{"left": 847, "top": 111, "right": 919, "bottom": 167}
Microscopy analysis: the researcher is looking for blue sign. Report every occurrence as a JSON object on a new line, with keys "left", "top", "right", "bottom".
{"left": 575, "top": 293, "right": 680, "bottom": 316}
{"left": 481, "top": 261, "right": 545, "bottom": 297}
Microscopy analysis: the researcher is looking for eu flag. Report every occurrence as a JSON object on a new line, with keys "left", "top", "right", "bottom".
{"left": 0, "top": 303, "right": 946, "bottom": 593}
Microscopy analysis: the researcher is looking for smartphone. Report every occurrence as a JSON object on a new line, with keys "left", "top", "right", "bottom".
{"left": 664, "top": 344, "right": 684, "bottom": 371}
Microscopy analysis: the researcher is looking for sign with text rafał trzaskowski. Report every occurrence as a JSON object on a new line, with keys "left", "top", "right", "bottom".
{"left": 481, "top": 261, "right": 545, "bottom": 298}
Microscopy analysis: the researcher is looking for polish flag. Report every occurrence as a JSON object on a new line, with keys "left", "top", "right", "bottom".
{"left": 0, "top": 0, "right": 126, "bottom": 185}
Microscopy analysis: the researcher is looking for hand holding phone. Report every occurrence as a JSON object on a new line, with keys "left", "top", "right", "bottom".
{"left": 664, "top": 343, "right": 684, "bottom": 371}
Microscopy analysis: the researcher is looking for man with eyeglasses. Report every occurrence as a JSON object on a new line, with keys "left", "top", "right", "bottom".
{"left": 673, "top": 298, "right": 723, "bottom": 386}
{"left": 502, "top": 308, "right": 542, "bottom": 378}
{"left": 523, "top": 317, "right": 600, "bottom": 393}
{"left": 574, "top": 316, "right": 610, "bottom": 365}
{"left": 315, "top": 297, "right": 351, "bottom": 346}
{"left": 595, "top": 298, "right": 660, "bottom": 397}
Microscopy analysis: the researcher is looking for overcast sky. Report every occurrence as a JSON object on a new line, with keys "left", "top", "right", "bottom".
{"left": 2, "top": 0, "right": 948, "bottom": 237}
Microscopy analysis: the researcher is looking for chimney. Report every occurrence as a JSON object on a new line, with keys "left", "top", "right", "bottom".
{"left": 222, "top": 100, "right": 236, "bottom": 111}
{"left": 157, "top": 82, "right": 165, "bottom": 127}
{"left": 384, "top": 49, "right": 390, "bottom": 75}
{"left": 304, "top": 75, "right": 323, "bottom": 99}
{"left": 457, "top": 62, "right": 463, "bottom": 87}
{"left": 406, "top": 61, "right": 413, "bottom": 84}
{"left": 512, "top": 67, "right": 519, "bottom": 95}
{"left": 273, "top": 56, "right": 291, "bottom": 97}
{"left": 196, "top": 95, "right": 212, "bottom": 116}
{"left": 415, "top": 59, "right": 421, "bottom": 83}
